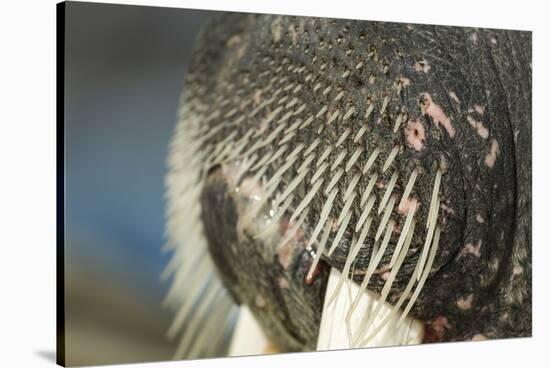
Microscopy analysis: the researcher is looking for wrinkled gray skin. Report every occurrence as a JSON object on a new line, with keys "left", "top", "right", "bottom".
{"left": 185, "top": 13, "right": 531, "bottom": 351}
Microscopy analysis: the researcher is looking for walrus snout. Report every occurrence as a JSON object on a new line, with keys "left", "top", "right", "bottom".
{"left": 167, "top": 12, "right": 531, "bottom": 353}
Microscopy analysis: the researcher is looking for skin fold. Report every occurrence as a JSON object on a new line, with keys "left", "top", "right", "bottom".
{"left": 173, "top": 13, "right": 532, "bottom": 351}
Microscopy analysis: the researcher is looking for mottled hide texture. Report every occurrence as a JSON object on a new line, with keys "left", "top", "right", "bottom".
{"left": 165, "top": 13, "right": 531, "bottom": 356}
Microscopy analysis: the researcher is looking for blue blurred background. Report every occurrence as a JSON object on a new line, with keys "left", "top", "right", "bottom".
{"left": 64, "top": 2, "right": 209, "bottom": 365}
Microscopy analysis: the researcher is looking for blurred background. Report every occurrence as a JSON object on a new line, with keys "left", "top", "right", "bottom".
{"left": 64, "top": 2, "right": 209, "bottom": 365}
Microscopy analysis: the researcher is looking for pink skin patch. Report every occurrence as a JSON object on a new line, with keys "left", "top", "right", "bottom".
{"left": 458, "top": 241, "right": 482, "bottom": 259}
{"left": 374, "top": 264, "right": 390, "bottom": 275}
{"left": 405, "top": 119, "right": 426, "bottom": 151}
{"left": 240, "top": 177, "right": 264, "bottom": 200}
{"left": 278, "top": 277, "right": 290, "bottom": 289}
{"left": 467, "top": 116, "right": 489, "bottom": 139}
{"left": 448, "top": 91, "right": 461, "bottom": 104}
{"left": 399, "top": 75, "right": 411, "bottom": 87}
{"left": 271, "top": 17, "right": 282, "bottom": 42}
{"left": 398, "top": 197, "right": 420, "bottom": 216}
{"left": 414, "top": 58, "right": 431, "bottom": 73}
{"left": 277, "top": 240, "right": 295, "bottom": 270}
{"left": 484, "top": 139, "right": 500, "bottom": 168}
{"left": 471, "top": 334, "right": 487, "bottom": 341}
{"left": 253, "top": 89, "right": 262, "bottom": 105}
{"left": 474, "top": 104, "right": 485, "bottom": 115}
{"left": 255, "top": 294, "right": 266, "bottom": 308}
{"left": 277, "top": 220, "right": 305, "bottom": 269}
{"left": 426, "top": 316, "right": 451, "bottom": 341}
{"left": 421, "top": 93, "right": 456, "bottom": 138}
{"left": 512, "top": 266, "right": 524, "bottom": 277}
{"left": 440, "top": 202, "right": 455, "bottom": 215}
{"left": 457, "top": 294, "right": 474, "bottom": 310}
{"left": 288, "top": 23, "right": 298, "bottom": 45}
{"left": 476, "top": 213, "right": 485, "bottom": 223}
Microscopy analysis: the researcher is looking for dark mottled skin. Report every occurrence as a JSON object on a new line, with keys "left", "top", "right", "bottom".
{"left": 181, "top": 13, "right": 531, "bottom": 350}
{"left": 201, "top": 168, "right": 328, "bottom": 351}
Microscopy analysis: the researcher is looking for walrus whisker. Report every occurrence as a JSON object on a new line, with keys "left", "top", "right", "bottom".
{"left": 225, "top": 130, "right": 254, "bottom": 161}
{"left": 416, "top": 196, "right": 439, "bottom": 280}
{"left": 305, "top": 187, "right": 339, "bottom": 251}
{"left": 343, "top": 106, "right": 356, "bottom": 121}
{"left": 389, "top": 198, "right": 417, "bottom": 268}
{"left": 253, "top": 141, "right": 286, "bottom": 165}
{"left": 345, "top": 147, "right": 364, "bottom": 172}
{"left": 392, "top": 112, "right": 404, "bottom": 133}
{"left": 360, "top": 241, "right": 423, "bottom": 345}
{"left": 360, "top": 173, "right": 378, "bottom": 206}
{"left": 375, "top": 195, "right": 397, "bottom": 242}
{"left": 278, "top": 208, "right": 310, "bottom": 249}
{"left": 315, "top": 105, "right": 328, "bottom": 118}
{"left": 311, "top": 162, "right": 329, "bottom": 184}
{"left": 426, "top": 168, "right": 442, "bottom": 229}
{"left": 168, "top": 271, "right": 215, "bottom": 339}
{"left": 285, "top": 97, "right": 299, "bottom": 109}
{"left": 173, "top": 284, "right": 223, "bottom": 358}
{"left": 336, "top": 127, "right": 352, "bottom": 147}
{"left": 299, "top": 115, "right": 315, "bottom": 130}
{"left": 285, "top": 142, "right": 305, "bottom": 162}
{"left": 327, "top": 234, "right": 359, "bottom": 306}
{"left": 260, "top": 122, "right": 287, "bottom": 148}
{"left": 348, "top": 219, "right": 394, "bottom": 320}
{"left": 398, "top": 225, "right": 441, "bottom": 327}
{"left": 378, "top": 170, "right": 398, "bottom": 214}
{"left": 335, "top": 191, "right": 357, "bottom": 228}
{"left": 264, "top": 156, "right": 295, "bottom": 189}
{"left": 327, "top": 210, "right": 353, "bottom": 257}
{"left": 317, "top": 146, "right": 333, "bottom": 167}
{"left": 355, "top": 219, "right": 416, "bottom": 345}
{"left": 289, "top": 178, "right": 324, "bottom": 223}
{"left": 330, "top": 216, "right": 374, "bottom": 310}
{"left": 293, "top": 103, "right": 306, "bottom": 116}
{"left": 364, "top": 101, "right": 375, "bottom": 120}
{"left": 274, "top": 170, "right": 308, "bottom": 208}
{"left": 278, "top": 130, "right": 297, "bottom": 145}
{"left": 382, "top": 145, "right": 399, "bottom": 173}
{"left": 255, "top": 194, "right": 295, "bottom": 239}
{"left": 355, "top": 195, "right": 376, "bottom": 233}
{"left": 379, "top": 95, "right": 390, "bottom": 116}
{"left": 343, "top": 172, "right": 361, "bottom": 201}
{"left": 328, "top": 109, "right": 341, "bottom": 125}
{"left": 353, "top": 122, "right": 369, "bottom": 143}
{"left": 246, "top": 176, "right": 283, "bottom": 219}
{"left": 186, "top": 293, "right": 234, "bottom": 359}
{"left": 398, "top": 169, "right": 418, "bottom": 210}
{"left": 325, "top": 167, "right": 345, "bottom": 195}
{"left": 361, "top": 147, "right": 380, "bottom": 174}
{"left": 233, "top": 153, "right": 258, "bottom": 185}
{"left": 306, "top": 218, "right": 334, "bottom": 281}
{"left": 251, "top": 163, "right": 269, "bottom": 184}
{"left": 296, "top": 153, "right": 316, "bottom": 173}
{"left": 250, "top": 148, "right": 275, "bottom": 172}
{"left": 330, "top": 149, "right": 348, "bottom": 171}
{"left": 303, "top": 137, "right": 320, "bottom": 156}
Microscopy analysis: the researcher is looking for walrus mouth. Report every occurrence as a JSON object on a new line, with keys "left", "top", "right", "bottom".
{"left": 202, "top": 153, "right": 441, "bottom": 349}
{"left": 164, "top": 12, "right": 531, "bottom": 359}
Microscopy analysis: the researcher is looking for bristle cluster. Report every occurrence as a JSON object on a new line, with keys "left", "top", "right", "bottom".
{"left": 164, "top": 105, "right": 238, "bottom": 359}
